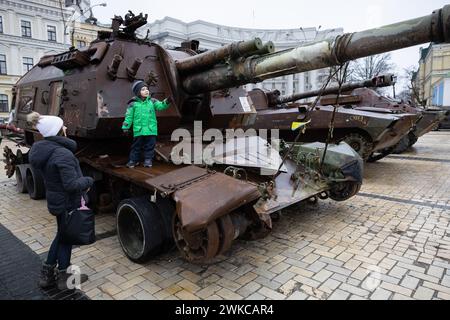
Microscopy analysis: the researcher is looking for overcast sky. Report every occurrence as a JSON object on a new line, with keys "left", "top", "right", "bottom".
{"left": 92, "top": 0, "right": 449, "bottom": 91}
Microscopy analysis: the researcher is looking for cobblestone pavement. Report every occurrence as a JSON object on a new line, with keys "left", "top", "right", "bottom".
{"left": 1, "top": 132, "right": 449, "bottom": 300}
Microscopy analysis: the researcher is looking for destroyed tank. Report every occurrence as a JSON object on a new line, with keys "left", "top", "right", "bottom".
{"left": 4, "top": 6, "right": 450, "bottom": 263}
{"left": 347, "top": 87, "right": 447, "bottom": 153}
{"left": 247, "top": 74, "right": 419, "bottom": 161}
{"left": 282, "top": 74, "right": 447, "bottom": 154}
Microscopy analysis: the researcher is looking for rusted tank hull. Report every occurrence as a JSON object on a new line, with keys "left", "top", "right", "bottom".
{"left": 248, "top": 105, "right": 417, "bottom": 160}
{"left": 73, "top": 136, "right": 361, "bottom": 263}
{"left": 414, "top": 110, "right": 447, "bottom": 138}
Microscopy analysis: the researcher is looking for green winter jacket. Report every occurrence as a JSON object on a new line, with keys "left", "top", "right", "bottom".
{"left": 122, "top": 97, "right": 169, "bottom": 137}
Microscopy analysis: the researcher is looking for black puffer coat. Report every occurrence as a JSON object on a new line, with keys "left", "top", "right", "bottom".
{"left": 29, "top": 136, "right": 94, "bottom": 216}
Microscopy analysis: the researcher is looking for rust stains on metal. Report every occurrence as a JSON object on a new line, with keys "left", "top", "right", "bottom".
{"left": 173, "top": 172, "right": 260, "bottom": 233}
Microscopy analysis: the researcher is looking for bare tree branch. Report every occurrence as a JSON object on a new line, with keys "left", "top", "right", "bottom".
{"left": 348, "top": 53, "right": 395, "bottom": 86}
{"left": 402, "top": 66, "right": 426, "bottom": 107}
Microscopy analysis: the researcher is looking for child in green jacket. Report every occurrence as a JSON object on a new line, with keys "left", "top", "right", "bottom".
{"left": 122, "top": 80, "right": 170, "bottom": 168}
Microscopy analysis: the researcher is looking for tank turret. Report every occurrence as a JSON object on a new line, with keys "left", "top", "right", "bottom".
{"left": 274, "top": 74, "right": 396, "bottom": 106}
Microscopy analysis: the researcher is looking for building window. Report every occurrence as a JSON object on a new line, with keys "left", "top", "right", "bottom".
{"left": 47, "top": 25, "right": 56, "bottom": 42}
{"left": 0, "top": 54, "right": 6, "bottom": 74}
{"left": 77, "top": 40, "right": 86, "bottom": 48}
{"left": 0, "top": 16, "right": 3, "bottom": 34}
{"left": 0, "top": 94, "right": 8, "bottom": 112}
{"left": 21, "top": 20, "right": 32, "bottom": 38}
{"left": 23, "top": 57, "right": 34, "bottom": 73}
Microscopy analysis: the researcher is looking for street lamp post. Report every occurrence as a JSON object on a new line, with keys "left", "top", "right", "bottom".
{"left": 63, "top": 2, "right": 107, "bottom": 47}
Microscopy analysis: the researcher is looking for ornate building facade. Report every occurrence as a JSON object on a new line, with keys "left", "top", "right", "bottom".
{"left": 0, "top": 0, "right": 109, "bottom": 122}
{"left": 0, "top": 0, "right": 73, "bottom": 122}
{"left": 414, "top": 43, "right": 450, "bottom": 107}
{"left": 145, "top": 17, "right": 343, "bottom": 97}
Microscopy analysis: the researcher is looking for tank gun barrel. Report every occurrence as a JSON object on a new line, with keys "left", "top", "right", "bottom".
{"left": 176, "top": 38, "right": 266, "bottom": 74}
{"left": 276, "top": 74, "right": 396, "bottom": 105}
{"left": 182, "top": 5, "right": 450, "bottom": 94}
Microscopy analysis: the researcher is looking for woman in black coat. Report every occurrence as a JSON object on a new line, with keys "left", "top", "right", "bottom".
{"left": 29, "top": 114, "right": 93, "bottom": 290}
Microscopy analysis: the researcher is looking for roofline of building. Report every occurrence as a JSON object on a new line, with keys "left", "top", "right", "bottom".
{"left": 149, "top": 16, "right": 343, "bottom": 35}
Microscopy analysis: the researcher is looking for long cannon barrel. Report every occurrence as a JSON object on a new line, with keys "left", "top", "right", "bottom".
{"left": 276, "top": 74, "right": 396, "bottom": 105}
{"left": 182, "top": 5, "right": 450, "bottom": 94}
{"left": 176, "top": 38, "right": 266, "bottom": 74}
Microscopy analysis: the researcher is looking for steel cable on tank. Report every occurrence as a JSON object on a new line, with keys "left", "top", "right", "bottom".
{"left": 272, "top": 64, "right": 347, "bottom": 180}
{"left": 319, "top": 62, "right": 350, "bottom": 174}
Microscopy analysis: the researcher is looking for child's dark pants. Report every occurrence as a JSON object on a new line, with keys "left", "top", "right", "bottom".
{"left": 130, "top": 136, "right": 156, "bottom": 163}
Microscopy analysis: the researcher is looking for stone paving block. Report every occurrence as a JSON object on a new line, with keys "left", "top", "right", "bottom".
{"left": 306, "top": 260, "right": 327, "bottom": 273}
{"left": 113, "top": 286, "right": 142, "bottom": 300}
{"left": 388, "top": 266, "right": 408, "bottom": 279}
{"left": 313, "top": 269, "right": 333, "bottom": 283}
{"left": 175, "top": 290, "right": 200, "bottom": 300}
{"left": 118, "top": 276, "right": 145, "bottom": 290}
{"left": 326, "top": 264, "right": 353, "bottom": 277}
{"left": 408, "top": 271, "right": 440, "bottom": 283}
{"left": 427, "top": 266, "right": 445, "bottom": 279}
{"left": 343, "top": 259, "right": 362, "bottom": 271}
{"left": 437, "top": 292, "right": 450, "bottom": 300}
{"left": 176, "top": 279, "right": 201, "bottom": 293}
{"left": 288, "top": 266, "right": 314, "bottom": 278}
{"left": 380, "top": 282, "right": 413, "bottom": 297}
{"left": 247, "top": 293, "right": 266, "bottom": 300}
{"left": 254, "top": 276, "right": 282, "bottom": 291}
{"left": 258, "top": 287, "right": 286, "bottom": 300}
{"left": 293, "top": 274, "right": 321, "bottom": 289}
{"left": 216, "top": 288, "right": 243, "bottom": 300}
{"left": 100, "top": 282, "right": 122, "bottom": 296}
{"left": 196, "top": 284, "right": 222, "bottom": 299}
{"left": 134, "top": 291, "right": 156, "bottom": 300}
{"left": 287, "top": 291, "right": 308, "bottom": 300}
{"left": 422, "top": 281, "right": 450, "bottom": 294}
{"left": 273, "top": 270, "right": 296, "bottom": 284}
{"left": 137, "top": 280, "right": 162, "bottom": 295}
{"left": 339, "top": 283, "right": 370, "bottom": 298}
{"left": 235, "top": 272, "right": 258, "bottom": 286}
{"left": 328, "top": 289, "right": 350, "bottom": 300}
{"left": 319, "top": 278, "right": 341, "bottom": 292}
{"left": 392, "top": 293, "right": 415, "bottom": 300}
{"left": 370, "top": 288, "right": 392, "bottom": 300}
{"left": 400, "top": 275, "right": 420, "bottom": 290}
{"left": 413, "top": 286, "right": 435, "bottom": 300}
{"left": 336, "top": 252, "right": 354, "bottom": 263}
{"left": 237, "top": 282, "right": 262, "bottom": 298}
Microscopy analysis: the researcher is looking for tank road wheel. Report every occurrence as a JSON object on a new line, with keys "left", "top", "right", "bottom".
{"left": 407, "top": 132, "right": 419, "bottom": 148}
{"left": 26, "top": 167, "right": 46, "bottom": 200}
{"left": 342, "top": 133, "right": 373, "bottom": 161}
{"left": 116, "top": 197, "right": 171, "bottom": 263}
{"left": 173, "top": 214, "right": 222, "bottom": 264}
{"left": 392, "top": 135, "right": 410, "bottom": 154}
{"left": 15, "top": 165, "right": 28, "bottom": 194}
{"left": 329, "top": 181, "right": 361, "bottom": 202}
{"left": 217, "top": 214, "right": 236, "bottom": 255}
{"left": 154, "top": 198, "right": 176, "bottom": 252}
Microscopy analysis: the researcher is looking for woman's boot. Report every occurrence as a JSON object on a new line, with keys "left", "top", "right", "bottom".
{"left": 38, "top": 263, "right": 57, "bottom": 288}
